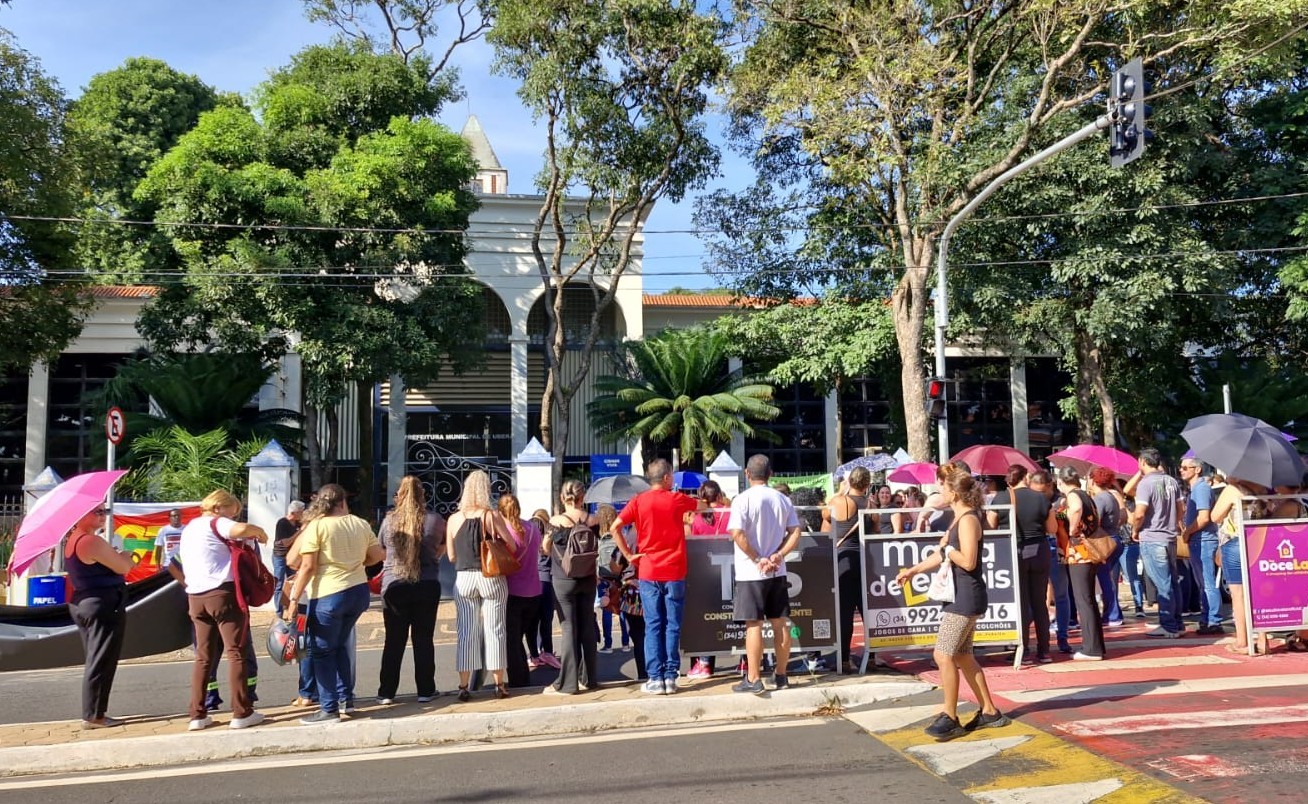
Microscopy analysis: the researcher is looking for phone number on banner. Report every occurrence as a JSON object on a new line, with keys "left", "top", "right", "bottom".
{"left": 866, "top": 605, "right": 1017, "bottom": 648}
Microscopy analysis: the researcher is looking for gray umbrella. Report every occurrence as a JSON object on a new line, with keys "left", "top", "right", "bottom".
{"left": 585, "top": 474, "right": 651, "bottom": 504}
{"left": 1181, "top": 412, "right": 1306, "bottom": 488}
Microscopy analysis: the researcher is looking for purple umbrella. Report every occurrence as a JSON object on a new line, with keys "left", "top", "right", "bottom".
{"left": 1181, "top": 413, "right": 1305, "bottom": 488}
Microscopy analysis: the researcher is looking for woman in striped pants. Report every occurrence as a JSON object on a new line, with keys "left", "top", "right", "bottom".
{"left": 446, "top": 470, "right": 515, "bottom": 700}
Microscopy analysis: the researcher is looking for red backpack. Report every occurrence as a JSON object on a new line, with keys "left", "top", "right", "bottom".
{"left": 210, "top": 519, "right": 275, "bottom": 609}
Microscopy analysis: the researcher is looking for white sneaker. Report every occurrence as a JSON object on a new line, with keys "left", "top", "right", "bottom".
{"left": 1072, "top": 652, "right": 1103, "bottom": 661}
{"left": 1145, "top": 627, "right": 1182, "bottom": 639}
{"left": 377, "top": 697, "right": 395, "bottom": 706}
{"left": 187, "top": 716, "right": 213, "bottom": 732}
{"left": 416, "top": 694, "right": 436, "bottom": 703}
{"left": 229, "top": 711, "right": 264, "bottom": 729}
{"left": 642, "top": 679, "right": 665, "bottom": 695}
{"left": 663, "top": 677, "right": 679, "bottom": 695}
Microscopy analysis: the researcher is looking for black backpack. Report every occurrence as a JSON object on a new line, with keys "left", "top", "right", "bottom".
{"left": 556, "top": 516, "right": 599, "bottom": 579}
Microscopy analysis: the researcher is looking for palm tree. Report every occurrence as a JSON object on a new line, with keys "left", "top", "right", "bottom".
{"left": 118, "top": 426, "right": 265, "bottom": 501}
{"left": 588, "top": 328, "right": 780, "bottom": 466}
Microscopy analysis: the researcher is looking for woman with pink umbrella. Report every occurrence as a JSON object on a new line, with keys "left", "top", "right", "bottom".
{"left": 64, "top": 504, "right": 136, "bottom": 728}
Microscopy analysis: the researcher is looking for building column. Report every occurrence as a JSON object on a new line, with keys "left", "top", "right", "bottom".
{"left": 728, "top": 357, "right": 745, "bottom": 463}
{"left": 23, "top": 361, "right": 49, "bottom": 485}
{"left": 387, "top": 374, "right": 407, "bottom": 498}
{"left": 824, "top": 388, "right": 841, "bottom": 469}
{"left": 510, "top": 336, "right": 530, "bottom": 459}
{"left": 1010, "top": 358, "right": 1030, "bottom": 456}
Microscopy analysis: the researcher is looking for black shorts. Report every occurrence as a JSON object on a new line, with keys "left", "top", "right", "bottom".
{"left": 733, "top": 577, "right": 790, "bottom": 622}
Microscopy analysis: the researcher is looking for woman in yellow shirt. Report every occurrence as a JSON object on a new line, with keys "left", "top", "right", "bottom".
{"left": 286, "top": 484, "right": 385, "bottom": 724}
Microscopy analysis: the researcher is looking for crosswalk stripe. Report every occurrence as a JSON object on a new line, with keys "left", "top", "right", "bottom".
{"left": 1038, "top": 655, "right": 1235, "bottom": 672}
{"left": 843, "top": 705, "right": 941, "bottom": 734}
{"left": 1056, "top": 703, "right": 1308, "bottom": 737}
{"left": 906, "top": 735, "right": 1032, "bottom": 775}
{"left": 968, "top": 778, "right": 1124, "bottom": 803}
{"left": 1001, "top": 672, "right": 1308, "bottom": 703}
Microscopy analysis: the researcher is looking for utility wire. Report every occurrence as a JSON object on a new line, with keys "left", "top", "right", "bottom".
{"left": 6, "top": 190, "right": 1307, "bottom": 238}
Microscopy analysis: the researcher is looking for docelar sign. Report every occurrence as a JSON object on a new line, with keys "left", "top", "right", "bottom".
{"left": 679, "top": 532, "right": 838, "bottom": 656}
{"left": 1244, "top": 521, "right": 1308, "bottom": 631}
{"left": 105, "top": 407, "right": 126, "bottom": 445}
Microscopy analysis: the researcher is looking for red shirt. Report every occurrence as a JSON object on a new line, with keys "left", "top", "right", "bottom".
{"left": 617, "top": 487, "right": 699, "bottom": 582}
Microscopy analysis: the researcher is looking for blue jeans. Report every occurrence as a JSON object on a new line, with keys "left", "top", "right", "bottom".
{"left": 1096, "top": 540, "right": 1125, "bottom": 624}
{"left": 1139, "top": 541, "right": 1182, "bottom": 633}
{"left": 307, "top": 584, "right": 370, "bottom": 714}
{"left": 272, "top": 555, "right": 289, "bottom": 617}
{"left": 1189, "top": 533, "right": 1222, "bottom": 627}
{"left": 1048, "top": 543, "right": 1071, "bottom": 649}
{"left": 1118, "top": 541, "right": 1144, "bottom": 611}
{"left": 639, "top": 580, "right": 686, "bottom": 681}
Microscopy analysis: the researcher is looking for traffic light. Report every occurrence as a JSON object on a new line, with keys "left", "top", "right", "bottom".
{"left": 1108, "top": 57, "right": 1150, "bottom": 167}
{"left": 925, "top": 377, "right": 947, "bottom": 420}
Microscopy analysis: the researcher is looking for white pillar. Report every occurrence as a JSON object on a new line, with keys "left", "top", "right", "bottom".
{"left": 824, "top": 387, "right": 840, "bottom": 468}
{"left": 515, "top": 437, "right": 556, "bottom": 517}
{"left": 387, "top": 374, "right": 407, "bottom": 498}
{"left": 1010, "top": 358, "right": 1029, "bottom": 455}
{"left": 510, "top": 336, "right": 530, "bottom": 459}
{"left": 728, "top": 357, "right": 746, "bottom": 462}
{"left": 246, "top": 440, "right": 296, "bottom": 600}
{"left": 23, "top": 362, "right": 49, "bottom": 485}
{"left": 707, "top": 451, "right": 742, "bottom": 498}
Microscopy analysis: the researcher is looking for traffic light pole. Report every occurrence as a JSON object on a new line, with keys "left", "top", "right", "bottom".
{"left": 933, "top": 114, "right": 1111, "bottom": 465}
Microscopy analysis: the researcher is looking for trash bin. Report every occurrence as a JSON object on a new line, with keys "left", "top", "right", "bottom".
{"left": 27, "top": 574, "right": 67, "bottom": 606}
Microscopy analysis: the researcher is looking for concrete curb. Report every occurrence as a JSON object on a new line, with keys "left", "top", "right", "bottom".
{"left": 0, "top": 679, "right": 931, "bottom": 778}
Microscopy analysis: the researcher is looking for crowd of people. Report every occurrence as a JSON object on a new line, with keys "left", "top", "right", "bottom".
{"left": 54, "top": 446, "right": 1308, "bottom": 740}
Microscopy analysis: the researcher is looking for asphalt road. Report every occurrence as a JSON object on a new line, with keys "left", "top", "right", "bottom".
{"left": 0, "top": 718, "right": 970, "bottom": 804}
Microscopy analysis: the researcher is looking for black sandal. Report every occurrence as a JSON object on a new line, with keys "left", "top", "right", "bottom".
{"left": 457, "top": 686, "right": 470, "bottom": 702}
{"left": 495, "top": 684, "right": 509, "bottom": 700}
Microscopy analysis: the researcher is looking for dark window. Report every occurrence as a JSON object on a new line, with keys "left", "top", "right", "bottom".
{"left": 45, "top": 354, "right": 125, "bottom": 482}
{"left": 0, "top": 373, "right": 28, "bottom": 497}
{"left": 840, "top": 375, "right": 894, "bottom": 465}
{"left": 745, "top": 381, "right": 827, "bottom": 474}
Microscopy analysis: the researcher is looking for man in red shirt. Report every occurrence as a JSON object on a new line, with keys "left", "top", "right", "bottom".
{"left": 613, "top": 459, "right": 703, "bottom": 695}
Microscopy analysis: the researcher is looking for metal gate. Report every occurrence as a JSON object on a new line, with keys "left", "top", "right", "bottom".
{"left": 404, "top": 437, "right": 512, "bottom": 516}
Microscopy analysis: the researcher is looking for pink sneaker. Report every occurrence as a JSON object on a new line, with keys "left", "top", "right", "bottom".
{"left": 538, "top": 652, "right": 562, "bottom": 670}
{"left": 687, "top": 660, "right": 712, "bottom": 680}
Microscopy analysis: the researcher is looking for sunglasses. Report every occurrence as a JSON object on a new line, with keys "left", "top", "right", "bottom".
{"left": 91, "top": 507, "right": 109, "bottom": 516}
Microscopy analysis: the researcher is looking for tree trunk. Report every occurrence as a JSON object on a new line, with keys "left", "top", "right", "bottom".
{"left": 306, "top": 404, "right": 323, "bottom": 490}
{"left": 893, "top": 251, "right": 933, "bottom": 462}
{"left": 324, "top": 405, "right": 339, "bottom": 484}
{"left": 1074, "top": 331, "right": 1118, "bottom": 447}
{"left": 356, "top": 379, "right": 374, "bottom": 517}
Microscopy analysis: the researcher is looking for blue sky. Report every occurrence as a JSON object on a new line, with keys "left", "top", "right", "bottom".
{"left": 1, "top": 0, "right": 745, "bottom": 291}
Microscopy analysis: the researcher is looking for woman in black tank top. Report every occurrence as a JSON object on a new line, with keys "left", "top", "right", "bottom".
{"left": 830, "top": 468, "right": 873, "bottom": 670}
{"left": 895, "top": 465, "right": 1009, "bottom": 742}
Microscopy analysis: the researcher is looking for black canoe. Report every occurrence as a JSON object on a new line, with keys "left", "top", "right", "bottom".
{"left": 0, "top": 571, "right": 191, "bottom": 671}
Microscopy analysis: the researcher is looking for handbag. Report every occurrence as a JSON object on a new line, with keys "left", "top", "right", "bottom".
{"left": 1080, "top": 528, "right": 1118, "bottom": 564}
{"left": 212, "top": 518, "right": 275, "bottom": 609}
{"left": 927, "top": 560, "right": 955, "bottom": 603}
{"left": 479, "top": 512, "right": 522, "bottom": 577}
{"left": 1176, "top": 534, "right": 1191, "bottom": 560}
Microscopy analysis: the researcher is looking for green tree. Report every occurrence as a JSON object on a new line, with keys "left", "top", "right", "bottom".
{"left": 588, "top": 328, "right": 780, "bottom": 467}
{"left": 98, "top": 351, "right": 302, "bottom": 458}
{"left": 118, "top": 427, "right": 266, "bottom": 502}
{"left": 704, "top": 0, "right": 1306, "bottom": 460}
{"left": 134, "top": 42, "right": 486, "bottom": 500}
{"left": 0, "top": 29, "right": 92, "bottom": 373}
{"left": 66, "top": 58, "right": 221, "bottom": 283}
{"left": 488, "top": 0, "right": 728, "bottom": 484}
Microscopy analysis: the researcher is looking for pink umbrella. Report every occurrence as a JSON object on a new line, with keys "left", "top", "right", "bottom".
{"left": 950, "top": 444, "right": 1039, "bottom": 476}
{"left": 888, "top": 462, "right": 938, "bottom": 484}
{"left": 1048, "top": 444, "right": 1138, "bottom": 479}
{"left": 8, "top": 470, "right": 127, "bottom": 577}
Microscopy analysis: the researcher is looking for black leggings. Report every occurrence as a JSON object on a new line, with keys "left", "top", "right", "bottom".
{"left": 378, "top": 579, "right": 441, "bottom": 699}
{"left": 837, "top": 549, "right": 862, "bottom": 664}
{"left": 1017, "top": 543, "right": 1051, "bottom": 657}
{"left": 626, "top": 613, "right": 647, "bottom": 680}
{"left": 69, "top": 586, "right": 127, "bottom": 721}
{"left": 551, "top": 576, "right": 597, "bottom": 693}
{"left": 505, "top": 593, "right": 540, "bottom": 687}
{"left": 1068, "top": 563, "right": 1105, "bottom": 658}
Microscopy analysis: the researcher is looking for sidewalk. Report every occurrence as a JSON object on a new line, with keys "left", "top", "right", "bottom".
{"left": 0, "top": 670, "right": 931, "bottom": 778}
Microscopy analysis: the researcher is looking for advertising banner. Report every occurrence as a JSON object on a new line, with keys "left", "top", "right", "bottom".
{"left": 1244, "top": 521, "right": 1308, "bottom": 631}
{"left": 860, "top": 525, "right": 1020, "bottom": 650}
{"left": 679, "top": 532, "right": 838, "bottom": 656}
{"left": 111, "top": 502, "right": 201, "bottom": 582}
